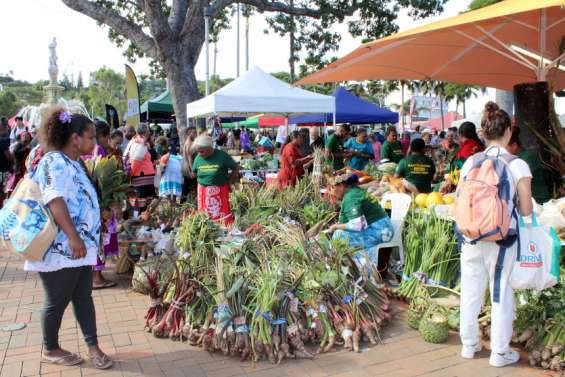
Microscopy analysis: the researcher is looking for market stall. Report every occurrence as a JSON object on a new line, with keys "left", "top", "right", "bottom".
{"left": 289, "top": 86, "right": 398, "bottom": 125}
{"left": 140, "top": 90, "right": 174, "bottom": 122}
{"left": 187, "top": 66, "right": 335, "bottom": 186}
{"left": 222, "top": 115, "right": 287, "bottom": 129}
{"left": 187, "top": 67, "right": 335, "bottom": 119}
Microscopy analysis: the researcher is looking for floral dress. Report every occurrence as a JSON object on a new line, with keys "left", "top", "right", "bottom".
{"left": 24, "top": 152, "right": 101, "bottom": 272}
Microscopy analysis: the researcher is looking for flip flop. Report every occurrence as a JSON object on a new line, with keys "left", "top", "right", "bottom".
{"left": 88, "top": 353, "right": 114, "bottom": 370}
{"left": 92, "top": 281, "right": 117, "bottom": 290}
{"left": 41, "top": 352, "right": 84, "bottom": 366}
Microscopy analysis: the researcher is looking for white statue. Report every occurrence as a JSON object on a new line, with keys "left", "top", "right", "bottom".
{"left": 48, "top": 38, "right": 58, "bottom": 84}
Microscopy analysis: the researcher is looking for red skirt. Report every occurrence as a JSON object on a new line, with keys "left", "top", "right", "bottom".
{"left": 197, "top": 184, "right": 234, "bottom": 226}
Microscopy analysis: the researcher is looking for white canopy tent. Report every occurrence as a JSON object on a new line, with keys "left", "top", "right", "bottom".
{"left": 452, "top": 113, "right": 482, "bottom": 129}
{"left": 186, "top": 67, "right": 336, "bottom": 121}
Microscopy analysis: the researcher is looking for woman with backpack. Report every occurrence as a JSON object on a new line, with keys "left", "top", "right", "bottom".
{"left": 456, "top": 102, "right": 532, "bottom": 368}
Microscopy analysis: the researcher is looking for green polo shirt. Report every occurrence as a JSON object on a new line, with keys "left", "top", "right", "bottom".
{"left": 395, "top": 154, "right": 436, "bottom": 194}
{"left": 192, "top": 149, "right": 237, "bottom": 186}
{"left": 325, "top": 134, "right": 345, "bottom": 171}
{"left": 519, "top": 149, "right": 551, "bottom": 204}
{"left": 380, "top": 141, "right": 404, "bottom": 163}
{"left": 339, "top": 186, "right": 387, "bottom": 225}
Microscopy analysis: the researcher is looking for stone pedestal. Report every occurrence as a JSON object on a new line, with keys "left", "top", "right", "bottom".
{"left": 44, "top": 83, "right": 64, "bottom": 105}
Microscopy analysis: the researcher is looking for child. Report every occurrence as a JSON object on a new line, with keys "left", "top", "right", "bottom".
{"left": 6, "top": 131, "right": 32, "bottom": 193}
{"left": 93, "top": 207, "right": 120, "bottom": 289}
{"left": 159, "top": 145, "right": 183, "bottom": 202}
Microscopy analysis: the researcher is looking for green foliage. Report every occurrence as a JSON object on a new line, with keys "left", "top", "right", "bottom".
{"left": 0, "top": 90, "right": 22, "bottom": 117}
{"left": 0, "top": 74, "right": 44, "bottom": 116}
{"left": 87, "top": 67, "right": 126, "bottom": 119}
{"left": 138, "top": 74, "right": 166, "bottom": 103}
{"left": 83, "top": 155, "right": 129, "bottom": 208}
{"left": 88, "top": 0, "right": 448, "bottom": 81}
{"left": 443, "top": 82, "right": 485, "bottom": 115}
{"left": 468, "top": 0, "right": 503, "bottom": 11}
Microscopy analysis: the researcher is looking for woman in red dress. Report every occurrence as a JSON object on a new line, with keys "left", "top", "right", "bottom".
{"left": 456, "top": 121, "right": 485, "bottom": 161}
{"left": 277, "top": 131, "right": 313, "bottom": 188}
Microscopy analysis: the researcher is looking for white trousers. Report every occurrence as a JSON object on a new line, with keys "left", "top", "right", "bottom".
{"left": 460, "top": 241, "right": 516, "bottom": 354}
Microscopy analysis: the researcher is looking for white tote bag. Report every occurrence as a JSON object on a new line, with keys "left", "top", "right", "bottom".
{"left": 130, "top": 142, "right": 148, "bottom": 161}
{"left": 510, "top": 215, "right": 559, "bottom": 291}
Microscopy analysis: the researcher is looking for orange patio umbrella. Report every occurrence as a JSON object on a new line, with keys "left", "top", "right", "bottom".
{"left": 297, "top": 0, "right": 565, "bottom": 91}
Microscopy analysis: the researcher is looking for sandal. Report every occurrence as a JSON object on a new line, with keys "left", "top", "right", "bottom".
{"left": 42, "top": 352, "right": 84, "bottom": 366}
{"left": 88, "top": 352, "right": 113, "bottom": 370}
{"left": 92, "top": 281, "right": 117, "bottom": 290}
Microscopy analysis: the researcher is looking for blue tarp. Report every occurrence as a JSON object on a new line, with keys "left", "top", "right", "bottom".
{"left": 289, "top": 87, "right": 398, "bottom": 125}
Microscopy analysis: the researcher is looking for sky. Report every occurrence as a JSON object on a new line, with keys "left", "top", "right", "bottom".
{"left": 0, "top": 0, "right": 562, "bottom": 115}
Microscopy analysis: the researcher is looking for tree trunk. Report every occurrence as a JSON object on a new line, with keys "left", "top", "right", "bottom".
{"left": 463, "top": 100, "right": 466, "bottom": 118}
{"left": 167, "top": 56, "right": 201, "bottom": 137}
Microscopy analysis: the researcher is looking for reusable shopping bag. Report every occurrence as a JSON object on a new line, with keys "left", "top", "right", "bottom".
{"left": 0, "top": 176, "right": 57, "bottom": 261}
{"left": 510, "top": 214, "right": 560, "bottom": 291}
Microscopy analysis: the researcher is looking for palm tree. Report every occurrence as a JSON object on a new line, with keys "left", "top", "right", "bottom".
{"left": 374, "top": 80, "right": 418, "bottom": 129}
{"left": 444, "top": 83, "right": 487, "bottom": 117}
{"left": 419, "top": 80, "right": 446, "bottom": 129}
{"left": 392, "top": 100, "right": 423, "bottom": 125}
{"left": 391, "top": 100, "right": 411, "bottom": 124}
{"left": 346, "top": 82, "right": 366, "bottom": 97}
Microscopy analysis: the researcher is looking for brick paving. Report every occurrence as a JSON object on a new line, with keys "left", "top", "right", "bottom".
{"left": 0, "top": 252, "right": 555, "bottom": 377}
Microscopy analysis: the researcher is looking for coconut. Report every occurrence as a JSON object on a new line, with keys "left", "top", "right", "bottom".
{"left": 407, "top": 309, "right": 422, "bottom": 330}
{"left": 408, "top": 296, "right": 429, "bottom": 330}
{"left": 419, "top": 312, "right": 449, "bottom": 344}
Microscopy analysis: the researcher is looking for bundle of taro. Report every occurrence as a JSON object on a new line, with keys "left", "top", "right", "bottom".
{"left": 137, "top": 257, "right": 174, "bottom": 331}
{"left": 143, "top": 188, "right": 392, "bottom": 363}
{"left": 151, "top": 263, "right": 201, "bottom": 340}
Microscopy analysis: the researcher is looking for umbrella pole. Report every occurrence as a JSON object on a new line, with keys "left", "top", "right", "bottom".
{"left": 538, "top": 9, "right": 547, "bottom": 82}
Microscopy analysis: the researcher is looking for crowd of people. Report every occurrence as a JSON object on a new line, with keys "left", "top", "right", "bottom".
{"left": 0, "top": 99, "right": 555, "bottom": 370}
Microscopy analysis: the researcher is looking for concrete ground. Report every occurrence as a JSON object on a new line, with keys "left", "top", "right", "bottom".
{"left": 0, "top": 252, "right": 555, "bottom": 377}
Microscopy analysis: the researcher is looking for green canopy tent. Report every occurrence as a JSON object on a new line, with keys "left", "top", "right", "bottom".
{"left": 140, "top": 90, "right": 174, "bottom": 122}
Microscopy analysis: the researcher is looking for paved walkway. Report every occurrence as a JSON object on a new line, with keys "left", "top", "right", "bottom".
{"left": 0, "top": 252, "right": 554, "bottom": 377}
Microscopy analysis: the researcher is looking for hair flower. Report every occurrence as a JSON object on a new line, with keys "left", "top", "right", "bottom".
{"left": 59, "top": 111, "right": 72, "bottom": 124}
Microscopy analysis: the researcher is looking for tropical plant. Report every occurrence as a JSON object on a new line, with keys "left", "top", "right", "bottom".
{"left": 444, "top": 83, "right": 486, "bottom": 117}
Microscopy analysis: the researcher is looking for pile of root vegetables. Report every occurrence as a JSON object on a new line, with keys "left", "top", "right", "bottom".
{"left": 397, "top": 210, "right": 564, "bottom": 372}
{"left": 478, "top": 275, "right": 565, "bottom": 373}
{"left": 137, "top": 179, "right": 392, "bottom": 363}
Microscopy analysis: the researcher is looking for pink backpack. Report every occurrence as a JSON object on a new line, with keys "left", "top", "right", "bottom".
{"left": 454, "top": 149, "right": 517, "bottom": 243}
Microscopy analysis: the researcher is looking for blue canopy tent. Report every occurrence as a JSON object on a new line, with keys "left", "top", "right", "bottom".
{"left": 289, "top": 86, "right": 398, "bottom": 125}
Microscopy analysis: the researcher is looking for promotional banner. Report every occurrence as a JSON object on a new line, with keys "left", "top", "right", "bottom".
{"left": 105, "top": 104, "right": 119, "bottom": 129}
{"left": 125, "top": 64, "right": 140, "bottom": 128}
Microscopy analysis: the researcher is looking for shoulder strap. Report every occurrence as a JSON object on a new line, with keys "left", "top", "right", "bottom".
{"left": 467, "top": 152, "right": 487, "bottom": 170}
